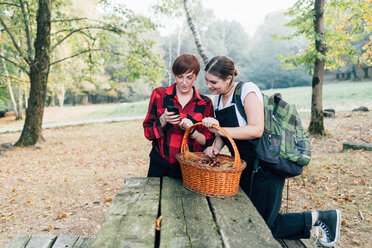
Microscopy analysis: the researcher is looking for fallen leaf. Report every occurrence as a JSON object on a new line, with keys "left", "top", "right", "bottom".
{"left": 58, "top": 211, "right": 67, "bottom": 219}
{"left": 341, "top": 219, "right": 349, "bottom": 227}
{"left": 352, "top": 240, "right": 360, "bottom": 245}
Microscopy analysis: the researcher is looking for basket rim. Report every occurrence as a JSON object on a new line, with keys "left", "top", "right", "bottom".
{"left": 176, "top": 152, "right": 246, "bottom": 172}
{"left": 181, "top": 122, "right": 242, "bottom": 169}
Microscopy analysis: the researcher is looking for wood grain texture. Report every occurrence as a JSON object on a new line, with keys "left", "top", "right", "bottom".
{"left": 160, "top": 177, "right": 222, "bottom": 248}
{"left": 52, "top": 234, "right": 79, "bottom": 248}
{"left": 209, "top": 188, "right": 281, "bottom": 248}
{"left": 91, "top": 177, "right": 160, "bottom": 248}
{"left": 24, "top": 234, "right": 56, "bottom": 248}
{"left": 5, "top": 235, "right": 30, "bottom": 248}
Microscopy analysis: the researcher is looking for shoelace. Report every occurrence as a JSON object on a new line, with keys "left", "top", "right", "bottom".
{"left": 312, "top": 221, "right": 330, "bottom": 245}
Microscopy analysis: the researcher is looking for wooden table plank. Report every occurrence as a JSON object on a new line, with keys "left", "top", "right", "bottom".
{"left": 52, "top": 234, "right": 93, "bottom": 248}
{"left": 300, "top": 238, "right": 317, "bottom": 248}
{"left": 5, "top": 235, "right": 30, "bottom": 248}
{"left": 52, "top": 234, "right": 79, "bottom": 248}
{"left": 91, "top": 177, "right": 160, "bottom": 248}
{"left": 160, "top": 177, "right": 223, "bottom": 248}
{"left": 72, "top": 236, "right": 94, "bottom": 248}
{"left": 209, "top": 189, "right": 281, "bottom": 248}
{"left": 24, "top": 234, "right": 56, "bottom": 248}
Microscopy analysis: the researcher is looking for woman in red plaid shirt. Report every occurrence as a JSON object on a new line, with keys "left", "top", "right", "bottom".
{"left": 143, "top": 54, "right": 214, "bottom": 178}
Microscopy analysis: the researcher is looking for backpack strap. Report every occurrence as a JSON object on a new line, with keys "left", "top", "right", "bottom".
{"left": 233, "top": 82, "right": 247, "bottom": 120}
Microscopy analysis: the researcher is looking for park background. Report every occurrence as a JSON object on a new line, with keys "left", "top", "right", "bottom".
{"left": 0, "top": 0, "right": 371, "bottom": 247}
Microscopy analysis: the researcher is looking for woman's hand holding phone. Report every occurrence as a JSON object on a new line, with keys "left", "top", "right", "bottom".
{"left": 162, "top": 107, "right": 181, "bottom": 125}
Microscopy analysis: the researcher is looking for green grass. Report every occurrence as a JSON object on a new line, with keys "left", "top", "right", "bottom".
{"left": 76, "top": 81, "right": 371, "bottom": 120}
{"left": 262, "top": 81, "right": 372, "bottom": 109}
{"left": 79, "top": 100, "right": 149, "bottom": 120}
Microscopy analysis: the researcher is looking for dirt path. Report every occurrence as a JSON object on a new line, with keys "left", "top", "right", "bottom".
{"left": 0, "top": 110, "right": 371, "bottom": 247}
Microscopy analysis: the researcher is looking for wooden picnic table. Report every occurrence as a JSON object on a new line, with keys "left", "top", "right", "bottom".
{"left": 7, "top": 177, "right": 315, "bottom": 248}
{"left": 93, "top": 176, "right": 281, "bottom": 248}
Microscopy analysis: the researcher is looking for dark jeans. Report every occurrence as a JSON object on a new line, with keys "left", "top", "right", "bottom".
{"left": 240, "top": 157, "right": 312, "bottom": 240}
{"left": 147, "top": 148, "right": 182, "bottom": 178}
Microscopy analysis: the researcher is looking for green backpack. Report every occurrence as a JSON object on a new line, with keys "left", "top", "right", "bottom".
{"left": 234, "top": 82, "right": 311, "bottom": 178}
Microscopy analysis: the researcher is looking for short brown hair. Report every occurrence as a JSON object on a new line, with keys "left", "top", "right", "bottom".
{"left": 172, "top": 53, "right": 200, "bottom": 76}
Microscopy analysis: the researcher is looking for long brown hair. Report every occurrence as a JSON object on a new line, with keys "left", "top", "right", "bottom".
{"left": 204, "top": 55, "right": 239, "bottom": 82}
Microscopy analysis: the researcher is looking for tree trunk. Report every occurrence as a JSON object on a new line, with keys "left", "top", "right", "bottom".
{"left": 16, "top": 88, "right": 23, "bottom": 120}
{"left": 24, "top": 89, "right": 28, "bottom": 109}
{"left": 346, "top": 71, "right": 351, "bottom": 80}
{"left": 1, "top": 54, "right": 19, "bottom": 118}
{"left": 309, "top": 0, "right": 326, "bottom": 135}
{"left": 58, "top": 82, "right": 65, "bottom": 107}
{"left": 82, "top": 94, "right": 89, "bottom": 105}
{"left": 15, "top": 0, "right": 51, "bottom": 147}
{"left": 183, "top": 0, "right": 209, "bottom": 65}
{"left": 177, "top": 24, "right": 182, "bottom": 56}
{"left": 363, "top": 67, "right": 369, "bottom": 78}
{"left": 168, "top": 38, "right": 172, "bottom": 86}
{"left": 351, "top": 64, "right": 358, "bottom": 81}
{"left": 49, "top": 94, "right": 55, "bottom": 106}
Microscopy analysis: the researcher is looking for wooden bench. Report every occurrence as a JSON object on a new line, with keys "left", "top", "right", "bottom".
{"left": 6, "top": 234, "right": 93, "bottom": 248}
{"left": 7, "top": 177, "right": 316, "bottom": 248}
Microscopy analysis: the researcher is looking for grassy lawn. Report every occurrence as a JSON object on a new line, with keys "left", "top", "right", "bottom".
{"left": 1, "top": 81, "right": 370, "bottom": 131}
{"left": 263, "top": 81, "right": 372, "bottom": 109}
{"left": 0, "top": 79, "right": 371, "bottom": 247}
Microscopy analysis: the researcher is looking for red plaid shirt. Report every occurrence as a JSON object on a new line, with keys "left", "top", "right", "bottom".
{"left": 143, "top": 83, "right": 214, "bottom": 164}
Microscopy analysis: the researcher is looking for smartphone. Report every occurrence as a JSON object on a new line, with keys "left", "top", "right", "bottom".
{"left": 166, "top": 106, "right": 180, "bottom": 115}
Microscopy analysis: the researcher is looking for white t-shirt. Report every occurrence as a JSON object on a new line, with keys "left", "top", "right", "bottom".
{"left": 213, "top": 82, "right": 263, "bottom": 127}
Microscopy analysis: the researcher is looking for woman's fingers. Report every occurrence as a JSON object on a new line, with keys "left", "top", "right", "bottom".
{"left": 202, "top": 117, "right": 219, "bottom": 127}
{"left": 204, "top": 147, "right": 216, "bottom": 158}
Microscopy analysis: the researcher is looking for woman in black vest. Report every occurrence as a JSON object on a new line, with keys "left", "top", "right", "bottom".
{"left": 202, "top": 55, "right": 341, "bottom": 247}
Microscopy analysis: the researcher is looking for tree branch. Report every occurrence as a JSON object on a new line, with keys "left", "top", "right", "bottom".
{"left": 0, "top": 17, "right": 30, "bottom": 64}
{"left": 19, "top": 0, "right": 33, "bottom": 62}
{"left": 50, "top": 48, "right": 103, "bottom": 66}
{"left": 50, "top": 45, "right": 153, "bottom": 69}
{"left": 51, "top": 25, "right": 122, "bottom": 51}
{"left": 0, "top": 74, "right": 28, "bottom": 83}
{"left": 51, "top": 17, "right": 88, "bottom": 23}
{"left": 0, "top": 54, "right": 28, "bottom": 73}
{"left": 0, "top": 2, "right": 21, "bottom": 7}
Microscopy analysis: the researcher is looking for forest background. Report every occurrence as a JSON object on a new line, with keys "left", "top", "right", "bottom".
{"left": 0, "top": 0, "right": 371, "bottom": 247}
{"left": 1, "top": 0, "right": 370, "bottom": 111}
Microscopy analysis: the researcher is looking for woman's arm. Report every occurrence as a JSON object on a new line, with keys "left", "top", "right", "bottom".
{"left": 203, "top": 92, "right": 264, "bottom": 140}
{"left": 222, "top": 92, "right": 264, "bottom": 140}
{"left": 143, "top": 90, "right": 165, "bottom": 140}
{"left": 195, "top": 99, "right": 215, "bottom": 146}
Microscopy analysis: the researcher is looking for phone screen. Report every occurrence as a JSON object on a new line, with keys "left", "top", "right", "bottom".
{"left": 167, "top": 106, "right": 180, "bottom": 115}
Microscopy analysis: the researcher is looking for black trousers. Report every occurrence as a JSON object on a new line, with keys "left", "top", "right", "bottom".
{"left": 240, "top": 156, "right": 312, "bottom": 240}
{"left": 147, "top": 148, "right": 182, "bottom": 178}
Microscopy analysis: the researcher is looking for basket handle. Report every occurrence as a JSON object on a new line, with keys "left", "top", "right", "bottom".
{"left": 181, "top": 122, "right": 242, "bottom": 169}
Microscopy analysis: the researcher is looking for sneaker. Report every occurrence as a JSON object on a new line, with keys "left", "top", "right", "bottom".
{"left": 312, "top": 209, "right": 341, "bottom": 247}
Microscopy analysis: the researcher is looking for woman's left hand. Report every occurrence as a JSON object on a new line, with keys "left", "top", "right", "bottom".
{"left": 179, "top": 118, "right": 193, "bottom": 131}
{"left": 202, "top": 117, "right": 220, "bottom": 134}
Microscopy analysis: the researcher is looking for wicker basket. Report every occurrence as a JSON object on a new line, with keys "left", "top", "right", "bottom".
{"left": 176, "top": 122, "right": 246, "bottom": 198}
